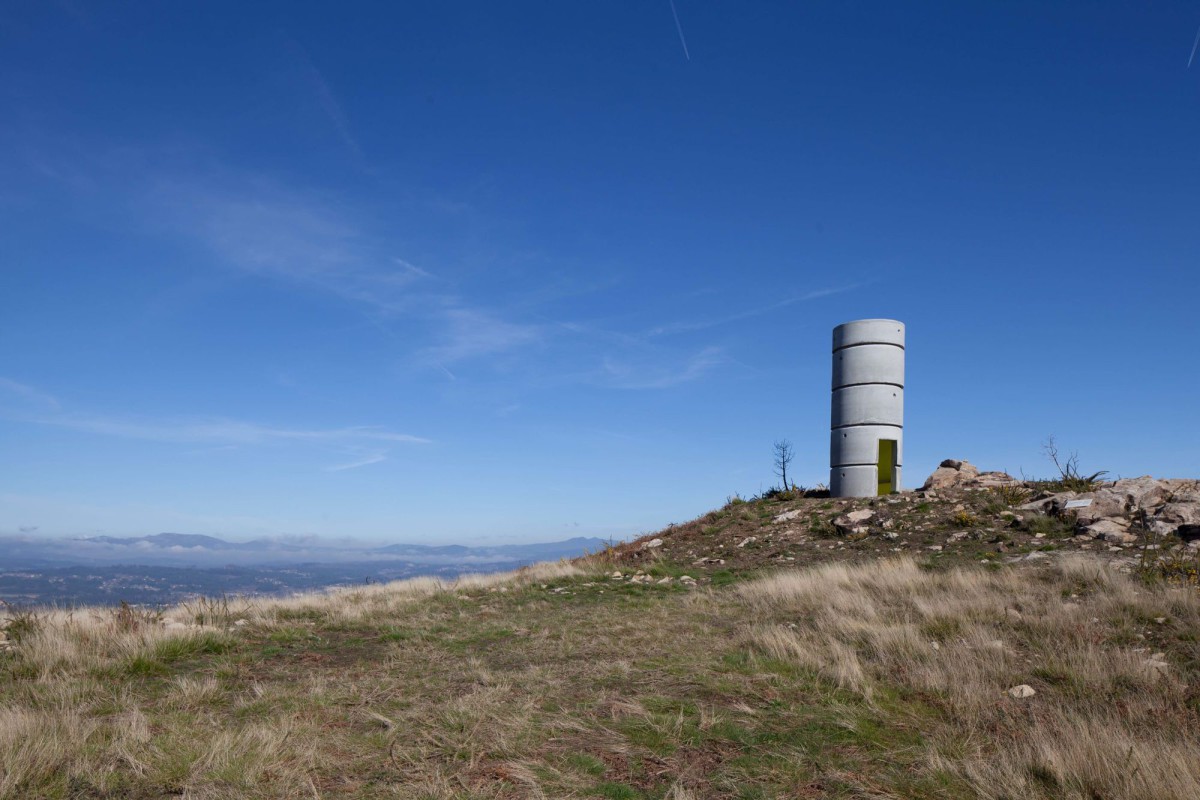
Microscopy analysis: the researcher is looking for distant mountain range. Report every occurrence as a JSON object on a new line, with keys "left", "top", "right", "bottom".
{"left": 0, "top": 532, "right": 611, "bottom": 569}
{"left": 0, "top": 533, "right": 614, "bottom": 606}
{"left": 85, "top": 533, "right": 276, "bottom": 551}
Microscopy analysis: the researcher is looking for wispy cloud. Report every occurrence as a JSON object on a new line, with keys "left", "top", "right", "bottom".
{"left": 0, "top": 377, "right": 60, "bottom": 410}
{"left": 23, "top": 138, "right": 546, "bottom": 367}
{"left": 394, "top": 258, "right": 434, "bottom": 279}
{"left": 667, "top": 0, "right": 691, "bottom": 61}
{"left": 600, "top": 346, "right": 725, "bottom": 389}
{"left": 46, "top": 414, "right": 429, "bottom": 446}
{"left": 283, "top": 34, "right": 365, "bottom": 164}
{"left": 647, "top": 284, "right": 865, "bottom": 337}
{"left": 0, "top": 377, "right": 428, "bottom": 451}
{"left": 153, "top": 179, "right": 430, "bottom": 314}
{"left": 420, "top": 308, "right": 542, "bottom": 364}
{"left": 148, "top": 172, "right": 544, "bottom": 365}
{"left": 326, "top": 452, "right": 388, "bottom": 472}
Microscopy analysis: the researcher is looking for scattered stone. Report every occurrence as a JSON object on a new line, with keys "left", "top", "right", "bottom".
{"left": 773, "top": 509, "right": 803, "bottom": 523}
{"left": 1007, "top": 684, "right": 1037, "bottom": 699}
{"left": 1083, "top": 519, "right": 1137, "bottom": 544}
{"left": 833, "top": 509, "right": 874, "bottom": 535}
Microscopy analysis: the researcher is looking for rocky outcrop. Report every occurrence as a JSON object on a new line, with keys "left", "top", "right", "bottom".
{"left": 922, "top": 460, "right": 979, "bottom": 490}
{"left": 1019, "top": 476, "right": 1200, "bottom": 543}
{"left": 921, "top": 460, "right": 1022, "bottom": 491}
{"left": 1082, "top": 518, "right": 1137, "bottom": 545}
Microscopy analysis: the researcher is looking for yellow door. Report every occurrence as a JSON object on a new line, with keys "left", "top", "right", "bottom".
{"left": 877, "top": 439, "right": 896, "bottom": 495}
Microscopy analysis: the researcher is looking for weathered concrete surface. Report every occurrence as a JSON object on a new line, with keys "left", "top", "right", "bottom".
{"left": 830, "top": 319, "right": 904, "bottom": 498}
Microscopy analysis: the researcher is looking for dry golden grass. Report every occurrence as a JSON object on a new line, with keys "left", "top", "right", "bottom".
{"left": 739, "top": 557, "right": 1200, "bottom": 799}
{"left": 2, "top": 553, "right": 1197, "bottom": 798}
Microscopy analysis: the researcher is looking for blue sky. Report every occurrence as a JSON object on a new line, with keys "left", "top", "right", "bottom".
{"left": 2, "top": 2, "right": 1198, "bottom": 544}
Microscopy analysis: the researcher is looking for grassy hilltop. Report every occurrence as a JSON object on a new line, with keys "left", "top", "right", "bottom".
{"left": 2, "top": 484, "right": 1199, "bottom": 799}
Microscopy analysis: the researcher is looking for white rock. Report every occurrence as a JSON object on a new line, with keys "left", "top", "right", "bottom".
{"left": 737, "top": 536, "right": 757, "bottom": 548}
{"left": 641, "top": 538, "right": 664, "bottom": 550}
{"left": 1084, "top": 519, "right": 1137, "bottom": 544}
{"left": 773, "top": 510, "right": 803, "bottom": 523}
{"left": 833, "top": 509, "right": 875, "bottom": 535}
{"left": 1007, "top": 684, "right": 1036, "bottom": 699}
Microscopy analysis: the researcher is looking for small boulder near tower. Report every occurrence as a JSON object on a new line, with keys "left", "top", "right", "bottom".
{"left": 830, "top": 319, "right": 904, "bottom": 497}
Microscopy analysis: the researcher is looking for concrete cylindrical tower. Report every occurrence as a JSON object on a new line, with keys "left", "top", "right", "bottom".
{"left": 830, "top": 319, "right": 904, "bottom": 497}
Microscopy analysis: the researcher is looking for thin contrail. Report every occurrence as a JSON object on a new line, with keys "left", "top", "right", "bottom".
{"left": 668, "top": 0, "right": 691, "bottom": 61}
{"left": 1189, "top": 23, "right": 1200, "bottom": 68}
